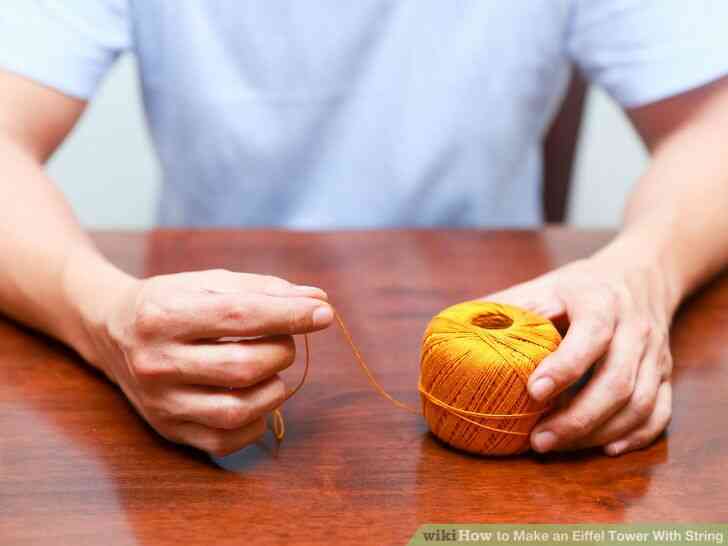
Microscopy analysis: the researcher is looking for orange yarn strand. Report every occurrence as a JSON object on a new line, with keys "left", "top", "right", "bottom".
{"left": 270, "top": 304, "right": 559, "bottom": 452}
{"left": 270, "top": 333, "right": 310, "bottom": 441}
{"left": 333, "top": 310, "right": 420, "bottom": 414}
{"left": 333, "top": 310, "right": 544, "bottom": 432}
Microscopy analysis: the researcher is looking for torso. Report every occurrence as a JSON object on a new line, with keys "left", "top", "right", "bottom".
{"left": 130, "top": 1, "right": 572, "bottom": 227}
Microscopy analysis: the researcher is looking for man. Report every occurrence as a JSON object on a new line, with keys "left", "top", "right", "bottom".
{"left": 1, "top": 1, "right": 728, "bottom": 458}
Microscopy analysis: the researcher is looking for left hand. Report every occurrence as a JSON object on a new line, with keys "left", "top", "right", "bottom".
{"left": 485, "top": 243, "right": 676, "bottom": 456}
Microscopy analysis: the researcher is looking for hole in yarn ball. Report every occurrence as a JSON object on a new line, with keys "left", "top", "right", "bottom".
{"left": 471, "top": 312, "right": 513, "bottom": 330}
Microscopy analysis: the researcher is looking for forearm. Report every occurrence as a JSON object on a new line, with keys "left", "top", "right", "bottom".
{"left": 0, "top": 133, "right": 136, "bottom": 370}
{"left": 595, "top": 103, "right": 728, "bottom": 317}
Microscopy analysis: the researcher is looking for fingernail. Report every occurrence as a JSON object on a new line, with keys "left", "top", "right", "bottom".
{"left": 605, "top": 440, "right": 628, "bottom": 457}
{"left": 312, "top": 305, "right": 334, "bottom": 327}
{"left": 529, "top": 376, "right": 555, "bottom": 401}
{"left": 295, "top": 285, "right": 327, "bottom": 298}
{"left": 532, "top": 431, "right": 557, "bottom": 453}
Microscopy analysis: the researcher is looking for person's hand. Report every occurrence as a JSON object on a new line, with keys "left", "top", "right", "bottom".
{"left": 485, "top": 243, "right": 676, "bottom": 456}
{"left": 87, "top": 269, "right": 333, "bottom": 456}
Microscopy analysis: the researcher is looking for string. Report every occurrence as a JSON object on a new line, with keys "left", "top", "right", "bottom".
{"left": 333, "top": 310, "right": 420, "bottom": 414}
{"left": 270, "top": 307, "right": 548, "bottom": 442}
{"left": 334, "top": 310, "right": 547, "bottom": 436}
{"left": 270, "top": 333, "right": 310, "bottom": 441}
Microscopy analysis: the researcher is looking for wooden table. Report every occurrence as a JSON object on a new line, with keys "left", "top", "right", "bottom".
{"left": 2, "top": 229, "right": 727, "bottom": 546}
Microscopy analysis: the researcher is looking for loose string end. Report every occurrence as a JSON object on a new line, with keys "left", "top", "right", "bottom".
{"left": 271, "top": 409, "right": 285, "bottom": 442}
{"left": 268, "top": 333, "right": 311, "bottom": 443}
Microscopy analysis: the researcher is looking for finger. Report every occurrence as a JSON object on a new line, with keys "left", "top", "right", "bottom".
{"left": 527, "top": 290, "right": 617, "bottom": 403}
{"left": 137, "top": 291, "right": 334, "bottom": 339}
{"left": 603, "top": 381, "right": 672, "bottom": 456}
{"left": 572, "top": 345, "right": 663, "bottom": 449}
{"left": 198, "top": 293, "right": 334, "bottom": 337}
{"left": 660, "top": 350, "right": 673, "bottom": 382}
{"left": 158, "top": 376, "right": 287, "bottom": 430}
{"left": 164, "top": 417, "right": 268, "bottom": 457}
{"left": 175, "top": 270, "right": 329, "bottom": 301}
{"left": 167, "top": 335, "right": 296, "bottom": 388}
{"left": 530, "top": 319, "right": 645, "bottom": 452}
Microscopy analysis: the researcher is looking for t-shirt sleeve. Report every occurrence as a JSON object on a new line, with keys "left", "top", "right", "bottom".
{"left": 567, "top": 0, "right": 728, "bottom": 108}
{"left": 0, "top": 0, "right": 130, "bottom": 100}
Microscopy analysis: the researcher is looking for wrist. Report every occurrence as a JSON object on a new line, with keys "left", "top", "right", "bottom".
{"left": 60, "top": 243, "right": 139, "bottom": 380}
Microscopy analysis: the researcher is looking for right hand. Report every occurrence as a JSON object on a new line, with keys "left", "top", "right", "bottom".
{"left": 89, "top": 269, "right": 333, "bottom": 456}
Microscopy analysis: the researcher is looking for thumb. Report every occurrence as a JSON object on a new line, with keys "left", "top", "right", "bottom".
{"left": 482, "top": 276, "right": 565, "bottom": 324}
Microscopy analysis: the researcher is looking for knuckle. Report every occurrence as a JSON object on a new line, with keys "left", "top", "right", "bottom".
{"left": 656, "top": 325, "right": 670, "bottom": 345}
{"left": 549, "top": 358, "right": 584, "bottom": 386}
{"left": 276, "top": 337, "right": 297, "bottom": 369}
{"left": 559, "top": 367, "right": 584, "bottom": 387}
{"left": 633, "top": 319, "right": 652, "bottom": 342}
{"left": 134, "top": 299, "right": 167, "bottom": 338}
{"left": 611, "top": 374, "right": 635, "bottom": 405}
{"left": 629, "top": 430, "right": 652, "bottom": 450}
{"left": 132, "top": 352, "right": 168, "bottom": 381}
{"left": 556, "top": 412, "right": 593, "bottom": 439}
{"left": 233, "top": 362, "right": 258, "bottom": 387}
{"left": 286, "top": 304, "right": 310, "bottom": 333}
{"left": 142, "top": 394, "right": 177, "bottom": 422}
{"left": 628, "top": 407, "right": 671, "bottom": 452}
{"left": 222, "top": 341, "right": 296, "bottom": 388}
{"left": 630, "top": 392, "right": 656, "bottom": 422}
{"left": 268, "top": 377, "right": 287, "bottom": 407}
{"left": 221, "top": 301, "right": 248, "bottom": 324}
{"left": 227, "top": 347, "right": 266, "bottom": 386}
{"left": 217, "top": 401, "right": 252, "bottom": 430}
{"left": 231, "top": 344, "right": 295, "bottom": 387}
{"left": 589, "top": 314, "right": 614, "bottom": 342}
{"left": 555, "top": 343, "right": 594, "bottom": 379}
{"left": 656, "top": 392, "right": 673, "bottom": 426}
{"left": 569, "top": 344, "right": 593, "bottom": 365}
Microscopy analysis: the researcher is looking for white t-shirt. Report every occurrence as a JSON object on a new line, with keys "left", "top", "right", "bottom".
{"left": 2, "top": 1, "right": 728, "bottom": 227}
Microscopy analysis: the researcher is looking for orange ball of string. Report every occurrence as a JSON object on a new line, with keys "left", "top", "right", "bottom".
{"left": 271, "top": 300, "right": 561, "bottom": 456}
{"left": 419, "top": 300, "right": 561, "bottom": 455}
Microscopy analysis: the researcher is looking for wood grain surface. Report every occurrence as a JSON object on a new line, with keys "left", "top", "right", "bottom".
{"left": 1, "top": 229, "right": 727, "bottom": 546}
